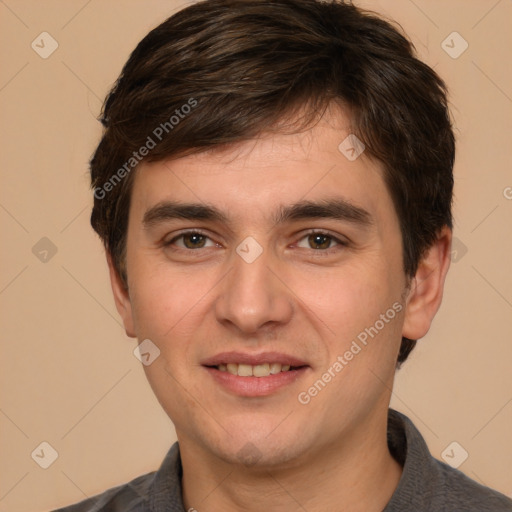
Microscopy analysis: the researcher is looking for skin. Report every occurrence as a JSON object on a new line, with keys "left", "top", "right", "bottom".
{"left": 108, "top": 106, "right": 452, "bottom": 511}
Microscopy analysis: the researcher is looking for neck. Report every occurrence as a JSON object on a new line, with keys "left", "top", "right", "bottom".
{"left": 179, "top": 408, "right": 403, "bottom": 512}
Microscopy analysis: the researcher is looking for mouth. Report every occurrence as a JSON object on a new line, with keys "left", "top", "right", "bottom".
{"left": 202, "top": 352, "right": 310, "bottom": 397}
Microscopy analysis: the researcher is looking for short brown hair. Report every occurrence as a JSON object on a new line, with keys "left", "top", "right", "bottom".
{"left": 90, "top": 0, "right": 455, "bottom": 365}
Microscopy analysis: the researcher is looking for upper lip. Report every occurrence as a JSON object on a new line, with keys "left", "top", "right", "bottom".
{"left": 202, "top": 351, "right": 309, "bottom": 367}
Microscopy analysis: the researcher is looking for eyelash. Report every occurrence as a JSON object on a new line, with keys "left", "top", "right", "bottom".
{"left": 296, "top": 229, "right": 349, "bottom": 253}
{"left": 163, "top": 229, "right": 348, "bottom": 254}
{"left": 163, "top": 229, "right": 216, "bottom": 250}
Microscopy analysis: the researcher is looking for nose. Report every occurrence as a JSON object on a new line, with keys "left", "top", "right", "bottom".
{"left": 214, "top": 246, "right": 294, "bottom": 335}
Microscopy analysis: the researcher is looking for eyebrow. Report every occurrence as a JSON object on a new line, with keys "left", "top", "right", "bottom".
{"left": 143, "top": 202, "right": 229, "bottom": 227}
{"left": 273, "top": 198, "right": 372, "bottom": 226}
{"left": 142, "top": 198, "right": 373, "bottom": 229}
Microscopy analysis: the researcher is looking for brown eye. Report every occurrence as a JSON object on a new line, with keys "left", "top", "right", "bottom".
{"left": 166, "top": 232, "right": 215, "bottom": 250}
{"left": 296, "top": 231, "right": 346, "bottom": 252}
{"left": 182, "top": 233, "right": 207, "bottom": 249}
{"left": 307, "top": 233, "right": 334, "bottom": 250}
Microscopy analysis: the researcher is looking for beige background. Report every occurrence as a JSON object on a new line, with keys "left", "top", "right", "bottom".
{"left": 0, "top": 0, "right": 511, "bottom": 510}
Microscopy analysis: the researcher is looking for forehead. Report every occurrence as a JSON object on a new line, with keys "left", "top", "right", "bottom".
{"left": 130, "top": 107, "right": 394, "bottom": 227}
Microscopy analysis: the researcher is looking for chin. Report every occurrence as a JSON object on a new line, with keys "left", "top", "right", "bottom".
{"left": 219, "top": 441, "right": 301, "bottom": 469}
{"left": 200, "top": 422, "right": 312, "bottom": 470}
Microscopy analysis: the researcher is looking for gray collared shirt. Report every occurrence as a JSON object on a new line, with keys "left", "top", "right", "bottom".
{"left": 53, "top": 409, "right": 512, "bottom": 511}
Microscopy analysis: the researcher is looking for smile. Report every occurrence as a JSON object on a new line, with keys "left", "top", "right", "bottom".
{"left": 202, "top": 351, "right": 310, "bottom": 396}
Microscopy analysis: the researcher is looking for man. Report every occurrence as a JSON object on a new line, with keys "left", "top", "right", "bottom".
{"left": 55, "top": 0, "right": 512, "bottom": 510}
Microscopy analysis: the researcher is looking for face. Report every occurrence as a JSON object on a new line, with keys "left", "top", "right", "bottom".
{"left": 111, "top": 107, "right": 425, "bottom": 468}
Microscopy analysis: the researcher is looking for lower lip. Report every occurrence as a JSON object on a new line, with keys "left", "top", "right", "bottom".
{"left": 204, "top": 366, "right": 309, "bottom": 397}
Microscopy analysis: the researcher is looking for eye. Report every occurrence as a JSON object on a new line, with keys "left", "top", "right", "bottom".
{"left": 296, "top": 232, "right": 345, "bottom": 251}
{"left": 166, "top": 231, "right": 216, "bottom": 250}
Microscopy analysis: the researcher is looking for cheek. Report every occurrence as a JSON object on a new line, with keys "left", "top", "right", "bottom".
{"left": 128, "top": 259, "right": 224, "bottom": 367}
{"left": 290, "top": 261, "right": 400, "bottom": 341}
{"left": 128, "top": 260, "right": 200, "bottom": 336}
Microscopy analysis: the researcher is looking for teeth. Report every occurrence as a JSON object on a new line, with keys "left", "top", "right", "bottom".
{"left": 253, "top": 364, "right": 270, "bottom": 377}
{"left": 269, "top": 363, "right": 282, "bottom": 374}
{"left": 226, "top": 363, "right": 238, "bottom": 375}
{"left": 217, "top": 363, "right": 294, "bottom": 377}
{"left": 237, "top": 364, "right": 253, "bottom": 377}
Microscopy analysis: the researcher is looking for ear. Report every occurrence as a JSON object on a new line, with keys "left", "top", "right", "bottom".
{"left": 402, "top": 226, "right": 452, "bottom": 340}
{"left": 107, "top": 252, "right": 136, "bottom": 338}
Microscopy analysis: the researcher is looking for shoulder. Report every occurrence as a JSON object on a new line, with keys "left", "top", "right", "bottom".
{"left": 51, "top": 471, "right": 155, "bottom": 511}
{"left": 386, "top": 409, "right": 512, "bottom": 512}
{"left": 428, "top": 458, "right": 512, "bottom": 511}
{"left": 52, "top": 442, "right": 184, "bottom": 512}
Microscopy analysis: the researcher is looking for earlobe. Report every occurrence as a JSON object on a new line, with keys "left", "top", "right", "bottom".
{"left": 106, "top": 252, "right": 137, "bottom": 338}
{"left": 402, "top": 227, "right": 452, "bottom": 341}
